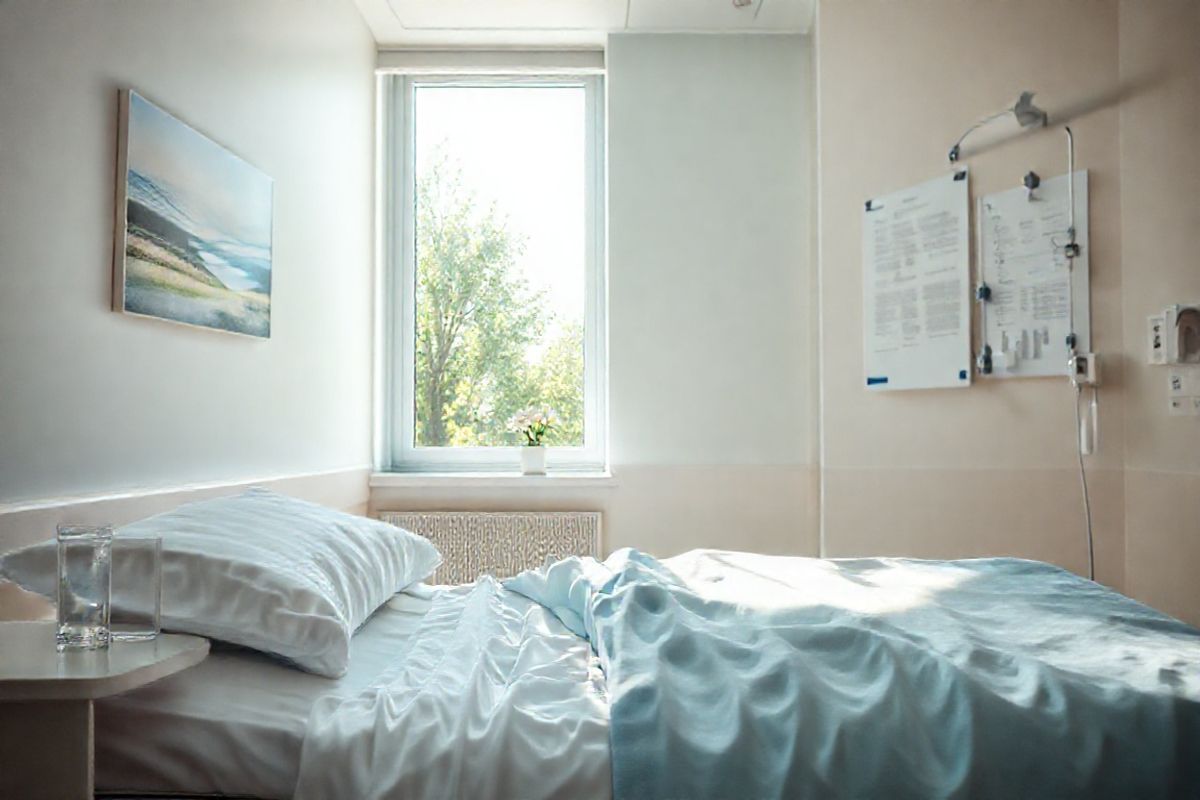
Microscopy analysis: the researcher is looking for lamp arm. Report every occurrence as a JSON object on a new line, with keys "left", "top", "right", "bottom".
{"left": 948, "top": 109, "right": 1018, "bottom": 165}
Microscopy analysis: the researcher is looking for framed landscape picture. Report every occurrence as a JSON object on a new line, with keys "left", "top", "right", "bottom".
{"left": 112, "top": 89, "right": 273, "bottom": 338}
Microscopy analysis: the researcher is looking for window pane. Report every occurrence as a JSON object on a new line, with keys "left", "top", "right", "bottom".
{"left": 412, "top": 84, "right": 586, "bottom": 448}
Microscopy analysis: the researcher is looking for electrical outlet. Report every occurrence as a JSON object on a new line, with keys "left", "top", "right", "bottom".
{"left": 1167, "top": 369, "right": 1200, "bottom": 416}
{"left": 1148, "top": 314, "right": 1166, "bottom": 364}
{"left": 1070, "top": 353, "right": 1099, "bottom": 386}
{"left": 1164, "top": 305, "right": 1200, "bottom": 364}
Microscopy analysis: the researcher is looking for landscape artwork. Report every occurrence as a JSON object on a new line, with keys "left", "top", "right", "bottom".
{"left": 113, "top": 90, "right": 273, "bottom": 337}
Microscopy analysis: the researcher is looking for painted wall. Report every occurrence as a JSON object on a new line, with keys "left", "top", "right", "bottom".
{"left": 0, "top": 466, "right": 370, "bottom": 620}
{"left": 6, "top": 0, "right": 1188, "bottom": 624}
{"left": 373, "top": 33, "right": 819, "bottom": 558}
{"left": 1119, "top": 0, "right": 1200, "bottom": 625}
{"left": 816, "top": 0, "right": 1127, "bottom": 587}
{"left": 0, "top": 0, "right": 376, "bottom": 505}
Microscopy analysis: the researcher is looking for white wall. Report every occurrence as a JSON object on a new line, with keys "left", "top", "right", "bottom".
{"left": 606, "top": 34, "right": 814, "bottom": 470}
{"left": 373, "top": 33, "right": 819, "bottom": 557}
{"left": 0, "top": 0, "right": 376, "bottom": 505}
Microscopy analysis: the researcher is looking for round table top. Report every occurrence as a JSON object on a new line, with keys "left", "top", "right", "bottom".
{"left": 0, "top": 621, "right": 209, "bottom": 701}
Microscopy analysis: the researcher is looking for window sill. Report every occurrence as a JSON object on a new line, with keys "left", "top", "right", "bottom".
{"left": 370, "top": 471, "right": 617, "bottom": 489}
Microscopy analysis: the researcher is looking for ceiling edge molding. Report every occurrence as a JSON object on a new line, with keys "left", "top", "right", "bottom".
{"left": 376, "top": 48, "right": 606, "bottom": 74}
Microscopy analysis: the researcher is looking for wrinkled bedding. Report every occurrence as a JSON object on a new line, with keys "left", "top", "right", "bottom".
{"left": 508, "top": 549, "right": 1200, "bottom": 800}
{"left": 95, "top": 592, "right": 434, "bottom": 799}
{"left": 293, "top": 576, "right": 611, "bottom": 800}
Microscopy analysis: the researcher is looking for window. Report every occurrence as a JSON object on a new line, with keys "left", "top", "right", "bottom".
{"left": 380, "top": 74, "right": 606, "bottom": 472}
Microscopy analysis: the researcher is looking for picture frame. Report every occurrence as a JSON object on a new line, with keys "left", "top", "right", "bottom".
{"left": 112, "top": 89, "right": 274, "bottom": 339}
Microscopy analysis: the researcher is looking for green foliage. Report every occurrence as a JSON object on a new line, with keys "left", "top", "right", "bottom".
{"left": 414, "top": 154, "right": 584, "bottom": 448}
{"left": 528, "top": 322, "right": 584, "bottom": 446}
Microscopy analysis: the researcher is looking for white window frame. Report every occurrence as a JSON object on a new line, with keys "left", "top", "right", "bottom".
{"left": 379, "top": 73, "right": 607, "bottom": 473}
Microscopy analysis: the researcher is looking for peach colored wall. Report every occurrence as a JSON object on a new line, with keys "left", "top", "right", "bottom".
{"left": 371, "top": 466, "right": 819, "bottom": 557}
{"left": 1119, "top": 0, "right": 1200, "bottom": 625}
{"left": 816, "top": 0, "right": 1127, "bottom": 588}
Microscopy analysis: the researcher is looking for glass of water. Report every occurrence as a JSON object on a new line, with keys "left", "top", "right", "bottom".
{"left": 56, "top": 524, "right": 113, "bottom": 651}
{"left": 111, "top": 535, "right": 163, "bottom": 641}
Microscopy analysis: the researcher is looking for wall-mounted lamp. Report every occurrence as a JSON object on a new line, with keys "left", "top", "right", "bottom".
{"left": 948, "top": 91, "right": 1048, "bottom": 165}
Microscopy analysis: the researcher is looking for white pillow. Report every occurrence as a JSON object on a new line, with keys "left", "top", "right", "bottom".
{"left": 0, "top": 488, "right": 441, "bottom": 678}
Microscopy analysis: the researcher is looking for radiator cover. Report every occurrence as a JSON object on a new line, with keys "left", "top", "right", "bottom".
{"left": 380, "top": 511, "right": 602, "bottom": 585}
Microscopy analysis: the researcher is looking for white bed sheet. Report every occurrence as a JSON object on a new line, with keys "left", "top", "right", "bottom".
{"left": 95, "top": 591, "right": 433, "bottom": 800}
{"left": 294, "top": 577, "right": 612, "bottom": 800}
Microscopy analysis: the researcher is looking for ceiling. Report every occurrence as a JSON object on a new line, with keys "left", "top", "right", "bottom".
{"left": 353, "top": 0, "right": 815, "bottom": 48}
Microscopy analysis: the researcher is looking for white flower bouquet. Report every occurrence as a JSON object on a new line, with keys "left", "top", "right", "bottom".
{"left": 507, "top": 407, "right": 559, "bottom": 447}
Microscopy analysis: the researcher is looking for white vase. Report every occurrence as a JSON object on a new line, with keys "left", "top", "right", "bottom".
{"left": 520, "top": 445, "right": 547, "bottom": 475}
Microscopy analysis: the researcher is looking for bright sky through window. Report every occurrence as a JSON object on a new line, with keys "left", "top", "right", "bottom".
{"left": 416, "top": 86, "right": 585, "bottom": 334}
{"left": 412, "top": 84, "right": 588, "bottom": 448}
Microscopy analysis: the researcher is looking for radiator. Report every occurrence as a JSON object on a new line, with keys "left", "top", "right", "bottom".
{"left": 380, "top": 511, "right": 602, "bottom": 585}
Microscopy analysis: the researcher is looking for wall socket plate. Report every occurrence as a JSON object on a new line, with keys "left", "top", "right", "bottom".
{"left": 1148, "top": 314, "right": 1167, "bottom": 364}
{"left": 1070, "top": 352, "right": 1100, "bottom": 386}
{"left": 1148, "top": 306, "right": 1200, "bottom": 365}
{"left": 1167, "top": 368, "right": 1200, "bottom": 417}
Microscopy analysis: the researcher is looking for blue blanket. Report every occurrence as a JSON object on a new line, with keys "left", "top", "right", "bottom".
{"left": 506, "top": 549, "right": 1200, "bottom": 800}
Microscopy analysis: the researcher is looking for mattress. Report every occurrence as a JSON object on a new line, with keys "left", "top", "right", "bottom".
{"left": 94, "top": 591, "right": 433, "bottom": 800}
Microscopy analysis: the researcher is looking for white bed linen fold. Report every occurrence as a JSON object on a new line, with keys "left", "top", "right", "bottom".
{"left": 95, "top": 592, "right": 433, "bottom": 799}
{"left": 294, "top": 577, "right": 612, "bottom": 800}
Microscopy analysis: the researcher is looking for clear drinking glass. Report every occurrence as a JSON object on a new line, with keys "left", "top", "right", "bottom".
{"left": 111, "top": 535, "right": 163, "bottom": 641}
{"left": 56, "top": 524, "right": 113, "bottom": 651}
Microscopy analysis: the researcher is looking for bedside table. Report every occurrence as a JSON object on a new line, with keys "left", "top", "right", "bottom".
{"left": 0, "top": 621, "right": 209, "bottom": 800}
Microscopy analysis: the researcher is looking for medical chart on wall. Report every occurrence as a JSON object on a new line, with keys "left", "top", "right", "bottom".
{"left": 978, "top": 171, "right": 1090, "bottom": 379}
{"left": 862, "top": 170, "right": 972, "bottom": 391}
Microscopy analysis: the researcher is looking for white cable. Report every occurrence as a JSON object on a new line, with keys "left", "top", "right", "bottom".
{"left": 1062, "top": 125, "right": 1092, "bottom": 580}
{"left": 1073, "top": 383, "right": 1096, "bottom": 581}
{"left": 1089, "top": 386, "right": 1099, "bottom": 454}
{"left": 1066, "top": 126, "right": 1076, "bottom": 236}
{"left": 1065, "top": 126, "right": 1077, "bottom": 339}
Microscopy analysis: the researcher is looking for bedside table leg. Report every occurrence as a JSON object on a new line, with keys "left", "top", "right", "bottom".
{"left": 0, "top": 699, "right": 93, "bottom": 800}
